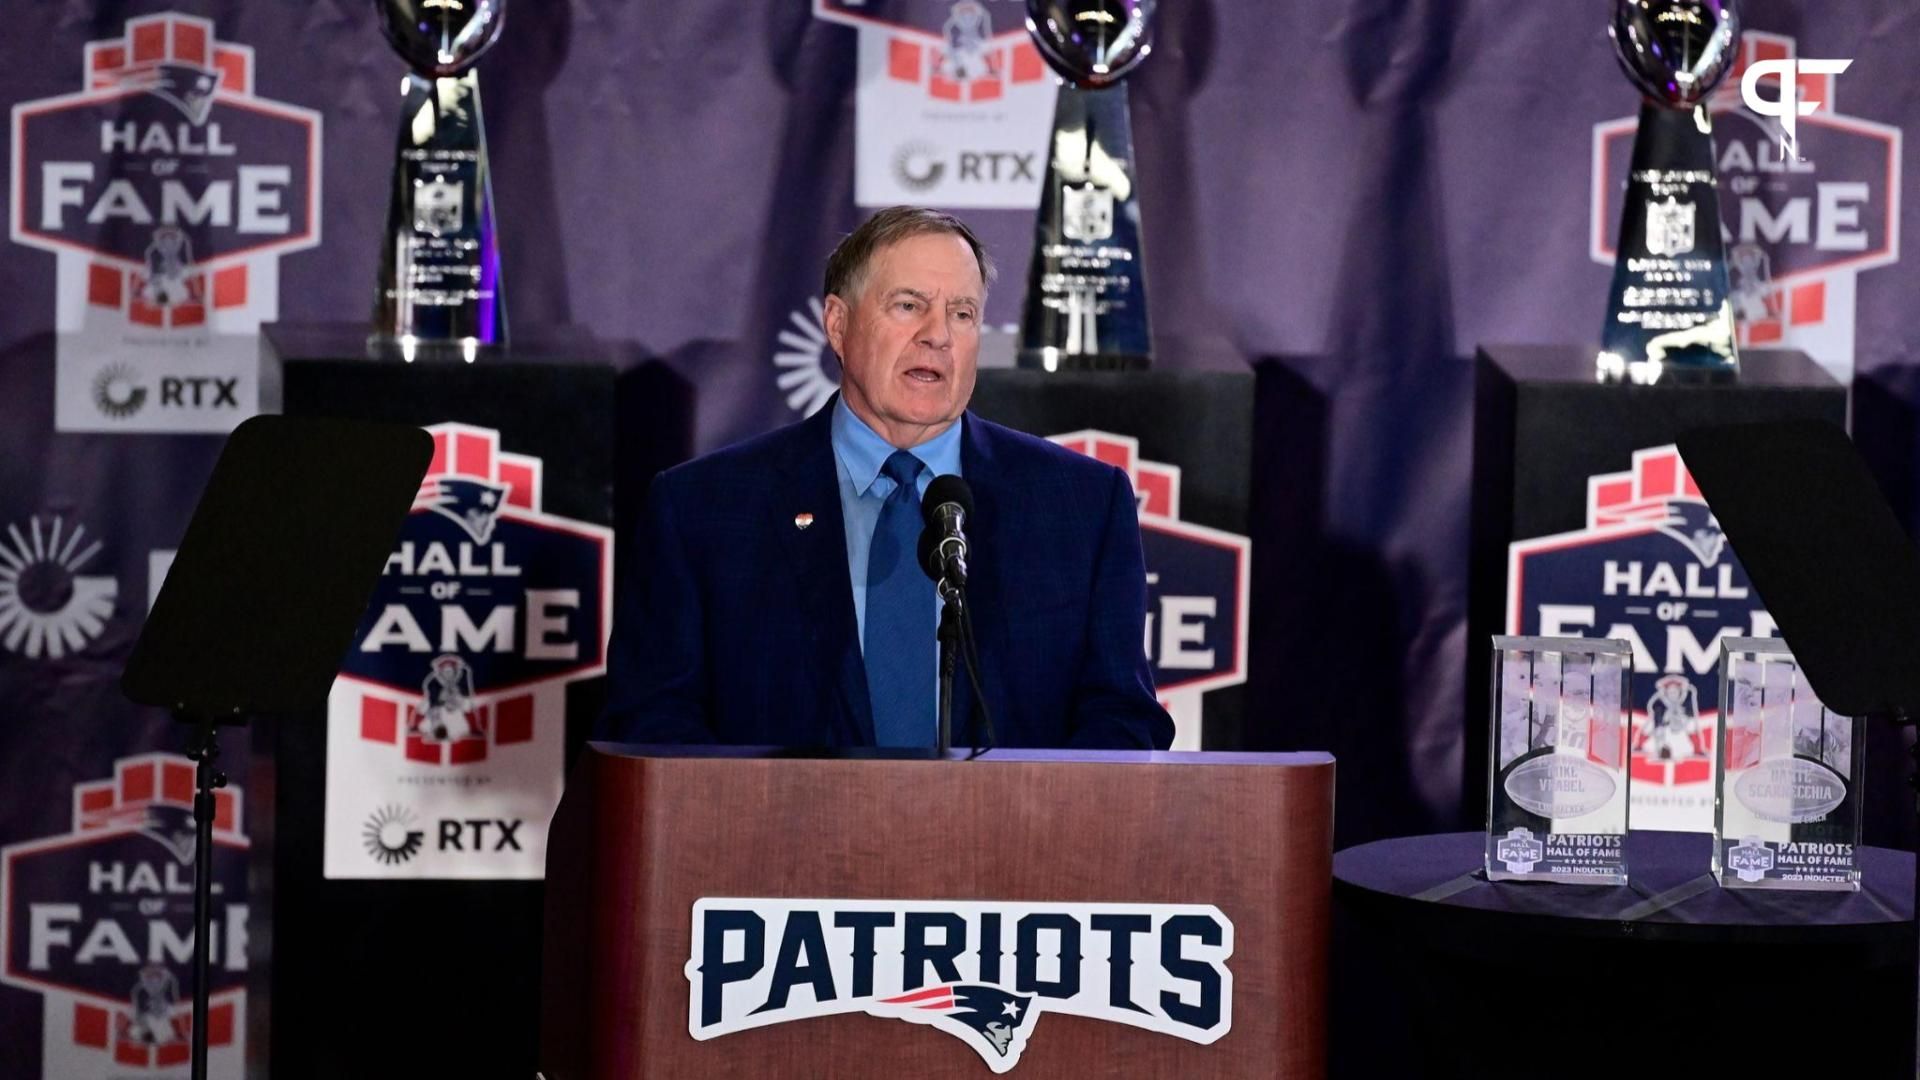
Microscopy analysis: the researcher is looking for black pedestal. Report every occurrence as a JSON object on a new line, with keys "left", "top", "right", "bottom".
{"left": 1847, "top": 365, "right": 1920, "bottom": 853}
{"left": 969, "top": 369, "right": 1253, "bottom": 750}
{"left": 1333, "top": 832, "right": 1915, "bottom": 1078}
{"left": 255, "top": 323, "right": 616, "bottom": 1079}
{"left": 1854, "top": 366, "right": 1920, "bottom": 539}
{"left": 1466, "top": 346, "right": 1846, "bottom": 830}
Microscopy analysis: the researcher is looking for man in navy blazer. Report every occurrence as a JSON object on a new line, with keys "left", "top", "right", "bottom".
{"left": 601, "top": 207, "right": 1172, "bottom": 750}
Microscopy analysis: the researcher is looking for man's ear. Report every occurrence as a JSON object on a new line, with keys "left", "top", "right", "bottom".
{"left": 822, "top": 292, "right": 849, "bottom": 358}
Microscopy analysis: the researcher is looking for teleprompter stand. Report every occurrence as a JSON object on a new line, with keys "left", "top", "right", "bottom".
{"left": 1679, "top": 419, "right": 1920, "bottom": 1072}
{"left": 121, "top": 416, "right": 430, "bottom": 1080}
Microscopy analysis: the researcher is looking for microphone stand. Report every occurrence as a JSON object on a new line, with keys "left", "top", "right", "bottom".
{"left": 936, "top": 580, "right": 962, "bottom": 757}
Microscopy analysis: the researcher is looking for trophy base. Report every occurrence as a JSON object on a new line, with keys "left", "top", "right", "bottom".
{"left": 1716, "top": 871, "right": 1861, "bottom": 892}
{"left": 1484, "top": 866, "right": 1629, "bottom": 887}
{"left": 1016, "top": 348, "right": 1150, "bottom": 373}
{"left": 365, "top": 333, "right": 508, "bottom": 364}
{"left": 1596, "top": 351, "right": 1739, "bottom": 386}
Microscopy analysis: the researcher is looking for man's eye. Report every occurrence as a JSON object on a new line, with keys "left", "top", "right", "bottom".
{"left": 954, "top": 309, "right": 976, "bottom": 322}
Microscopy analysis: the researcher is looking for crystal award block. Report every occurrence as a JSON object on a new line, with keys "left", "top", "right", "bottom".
{"left": 1486, "top": 637, "right": 1632, "bottom": 884}
{"left": 1712, "top": 638, "right": 1863, "bottom": 891}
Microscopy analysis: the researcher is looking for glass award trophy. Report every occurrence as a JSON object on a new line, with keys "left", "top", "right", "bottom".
{"left": 371, "top": 0, "right": 508, "bottom": 360}
{"left": 1597, "top": 0, "right": 1741, "bottom": 384}
{"left": 1486, "top": 637, "right": 1632, "bottom": 884}
{"left": 1018, "top": 0, "right": 1154, "bottom": 371}
{"left": 1713, "top": 638, "right": 1863, "bottom": 891}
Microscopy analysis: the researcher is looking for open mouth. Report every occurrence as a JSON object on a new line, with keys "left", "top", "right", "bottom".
{"left": 903, "top": 366, "right": 945, "bottom": 384}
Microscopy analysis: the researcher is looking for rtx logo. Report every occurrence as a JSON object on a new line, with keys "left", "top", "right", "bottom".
{"left": 890, "top": 145, "right": 1037, "bottom": 194}
{"left": 892, "top": 142, "right": 944, "bottom": 192}
{"left": 92, "top": 364, "right": 146, "bottom": 419}
{"left": 90, "top": 370, "right": 239, "bottom": 420}
{"left": 362, "top": 805, "right": 423, "bottom": 865}
{"left": 958, "top": 150, "right": 1034, "bottom": 182}
{"left": 160, "top": 375, "right": 239, "bottom": 408}
{"left": 361, "top": 806, "right": 522, "bottom": 865}
{"left": 436, "top": 818, "right": 522, "bottom": 852}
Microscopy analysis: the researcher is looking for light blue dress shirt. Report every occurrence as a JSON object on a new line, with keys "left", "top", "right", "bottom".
{"left": 831, "top": 396, "right": 964, "bottom": 667}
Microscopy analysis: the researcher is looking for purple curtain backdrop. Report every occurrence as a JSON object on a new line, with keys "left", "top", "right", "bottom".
{"left": 3, "top": 1, "right": 1919, "bottom": 1074}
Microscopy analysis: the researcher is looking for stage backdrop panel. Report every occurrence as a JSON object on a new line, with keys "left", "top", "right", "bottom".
{"left": 4, "top": 6, "right": 1920, "bottom": 1075}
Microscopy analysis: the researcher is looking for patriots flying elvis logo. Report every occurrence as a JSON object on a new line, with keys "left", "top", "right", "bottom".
{"left": 687, "top": 898, "right": 1234, "bottom": 1073}
{"left": 876, "top": 982, "right": 1040, "bottom": 1062}
{"left": 415, "top": 474, "right": 511, "bottom": 544}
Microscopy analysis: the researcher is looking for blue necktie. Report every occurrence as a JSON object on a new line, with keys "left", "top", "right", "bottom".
{"left": 866, "top": 450, "right": 932, "bottom": 747}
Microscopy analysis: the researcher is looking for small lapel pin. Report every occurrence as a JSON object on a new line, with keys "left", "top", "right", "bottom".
{"left": 794, "top": 512, "right": 815, "bottom": 530}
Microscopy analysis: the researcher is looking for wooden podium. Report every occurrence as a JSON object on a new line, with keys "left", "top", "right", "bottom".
{"left": 542, "top": 746, "right": 1334, "bottom": 1078}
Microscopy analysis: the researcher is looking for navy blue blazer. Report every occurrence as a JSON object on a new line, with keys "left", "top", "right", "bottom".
{"left": 599, "top": 399, "right": 1173, "bottom": 750}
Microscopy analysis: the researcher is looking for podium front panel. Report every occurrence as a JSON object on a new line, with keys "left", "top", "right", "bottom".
{"left": 543, "top": 747, "right": 1333, "bottom": 1079}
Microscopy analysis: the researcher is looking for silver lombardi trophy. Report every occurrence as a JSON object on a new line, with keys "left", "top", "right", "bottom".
{"left": 1019, "top": 0, "right": 1155, "bottom": 371}
{"left": 371, "top": 0, "right": 508, "bottom": 359}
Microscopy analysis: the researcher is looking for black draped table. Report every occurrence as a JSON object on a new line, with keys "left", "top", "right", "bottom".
{"left": 1332, "top": 831, "right": 1914, "bottom": 1078}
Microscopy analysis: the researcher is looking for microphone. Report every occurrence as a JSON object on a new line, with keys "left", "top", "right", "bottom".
{"left": 918, "top": 475, "right": 973, "bottom": 593}
{"left": 919, "top": 474, "right": 996, "bottom": 757}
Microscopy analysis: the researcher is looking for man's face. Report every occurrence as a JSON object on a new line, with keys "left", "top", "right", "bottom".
{"left": 824, "top": 231, "right": 984, "bottom": 448}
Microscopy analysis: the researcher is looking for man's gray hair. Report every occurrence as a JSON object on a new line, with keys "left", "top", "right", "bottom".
{"left": 823, "top": 206, "right": 996, "bottom": 302}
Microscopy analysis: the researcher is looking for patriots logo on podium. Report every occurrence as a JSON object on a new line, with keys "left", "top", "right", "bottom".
{"left": 878, "top": 983, "right": 1039, "bottom": 1062}
{"left": 689, "top": 898, "right": 1234, "bottom": 1073}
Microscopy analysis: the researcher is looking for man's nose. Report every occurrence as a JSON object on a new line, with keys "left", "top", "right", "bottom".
{"left": 916, "top": 309, "right": 952, "bottom": 350}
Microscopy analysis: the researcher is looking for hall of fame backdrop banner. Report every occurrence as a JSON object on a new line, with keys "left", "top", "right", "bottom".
{"left": 2, "top": 2, "right": 1919, "bottom": 1075}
